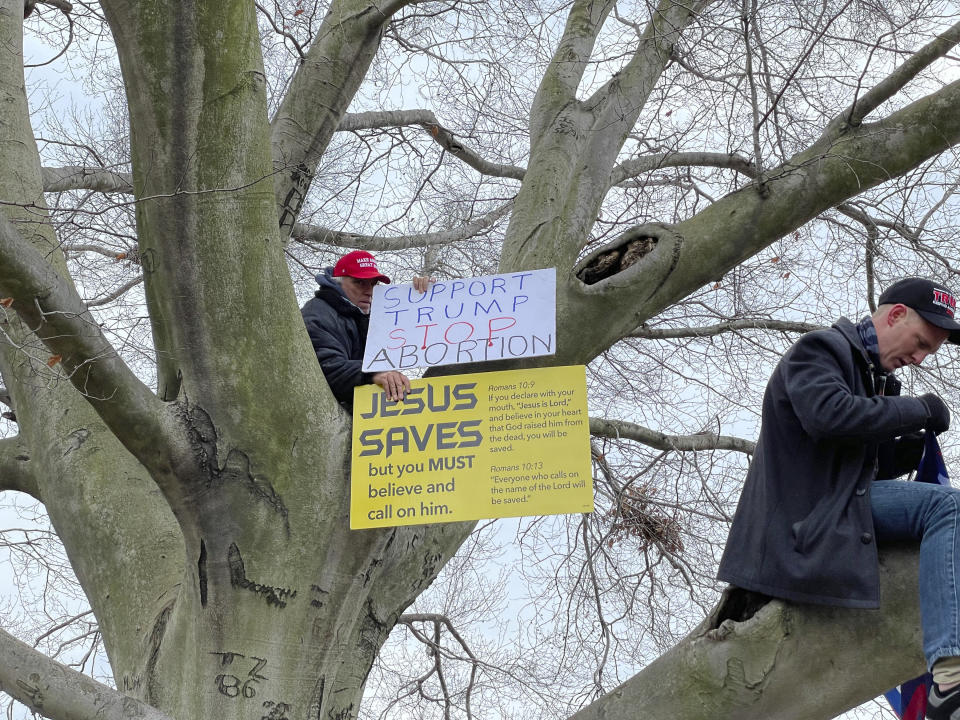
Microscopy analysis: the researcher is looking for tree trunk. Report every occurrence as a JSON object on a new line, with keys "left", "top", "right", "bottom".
{"left": 3, "top": 2, "right": 473, "bottom": 718}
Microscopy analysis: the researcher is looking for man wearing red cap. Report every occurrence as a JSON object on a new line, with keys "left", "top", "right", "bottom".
{"left": 717, "top": 278, "right": 960, "bottom": 718}
{"left": 301, "top": 250, "right": 424, "bottom": 406}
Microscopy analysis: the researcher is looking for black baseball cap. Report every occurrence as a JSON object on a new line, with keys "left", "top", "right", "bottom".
{"left": 878, "top": 277, "right": 960, "bottom": 344}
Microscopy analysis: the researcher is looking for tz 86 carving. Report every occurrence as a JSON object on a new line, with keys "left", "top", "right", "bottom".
{"left": 210, "top": 651, "right": 268, "bottom": 699}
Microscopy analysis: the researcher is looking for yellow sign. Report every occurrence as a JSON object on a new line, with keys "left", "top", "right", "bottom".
{"left": 351, "top": 365, "right": 593, "bottom": 528}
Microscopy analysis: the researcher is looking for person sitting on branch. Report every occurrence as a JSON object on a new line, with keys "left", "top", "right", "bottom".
{"left": 717, "top": 277, "right": 960, "bottom": 719}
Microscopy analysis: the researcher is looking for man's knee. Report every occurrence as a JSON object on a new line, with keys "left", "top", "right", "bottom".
{"left": 925, "top": 485, "right": 960, "bottom": 524}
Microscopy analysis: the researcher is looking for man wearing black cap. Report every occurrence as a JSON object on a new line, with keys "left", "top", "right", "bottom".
{"left": 301, "top": 250, "right": 426, "bottom": 407}
{"left": 717, "top": 278, "right": 960, "bottom": 718}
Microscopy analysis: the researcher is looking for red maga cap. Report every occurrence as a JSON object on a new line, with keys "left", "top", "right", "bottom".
{"left": 333, "top": 250, "right": 391, "bottom": 284}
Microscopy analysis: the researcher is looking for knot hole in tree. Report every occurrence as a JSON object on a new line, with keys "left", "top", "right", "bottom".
{"left": 710, "top": 587, "right": 773, "bottom": 628}
{"left": 576, "top": 233, "right": 659, "bottom": 285}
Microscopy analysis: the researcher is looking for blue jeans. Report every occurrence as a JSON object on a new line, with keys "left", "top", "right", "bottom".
{"left": 872, "top": 480, "right": 960, "bottom": 669}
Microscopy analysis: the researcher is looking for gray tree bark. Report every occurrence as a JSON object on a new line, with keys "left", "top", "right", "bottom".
{"left": 0, "top": 629, "right": 173, "bottom": 720}
{"left": 570, "top": 545, "right": 925, "bottom": 720}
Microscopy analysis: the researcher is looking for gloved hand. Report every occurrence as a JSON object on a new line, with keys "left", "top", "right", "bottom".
{"left": 877, "top": 432, "right": 924, "bottom": 479}
{"left": 920, "top": 393, "right": 950, "bottom": 434}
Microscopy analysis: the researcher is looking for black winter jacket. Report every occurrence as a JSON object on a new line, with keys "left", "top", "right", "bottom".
{"left": 301, "top": 270, "right": 372, "bottom": 405}
{"left": 717, "top": 318, "right": 931, "bottom": 608}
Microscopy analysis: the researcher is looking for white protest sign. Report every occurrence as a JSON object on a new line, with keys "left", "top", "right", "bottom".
{"left": 362, "top": 268, "right": 556, "bottom": 371}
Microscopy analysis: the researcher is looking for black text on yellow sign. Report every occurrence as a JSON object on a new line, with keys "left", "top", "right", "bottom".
{"left": 350, "top": 366, "right": 594, "bottom": 528}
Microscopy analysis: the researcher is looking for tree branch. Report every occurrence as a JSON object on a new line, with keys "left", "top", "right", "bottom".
{"left": 505, "top": 0, "right": 707, "bottom": 275}
{"left": 629, "top": 318, "right": 822, "bottom": 339}
{"left": 61, "top": 243, "right": 133, "bottom": 260}
{"left": 753, "top": 0, "right": 854, "bottom": 136}
{"left": 570, "top": 544, "right": 925, "bottom": 720}
{"left": 0, "top": 627, "right": 172, "bottom": 720}
{"left": 292, "top": 202, "right": 512, "bottom": 251}
{"left": 84, "top": 274, "right": 143, "bottom": 308}
{"left": 833, "top": 200, "right": 960, "bottom": 279}
{"left": 833, "top": 19, "right": 960, "bottom": 133}
{"left": 44, "top": 107, "right": 526, "bottom": 205}
{"left": 271, "top": 0, "right": 424, "bottom": 235}
{"left": 254, "top": 2, "right": 306, "bottom": 60}
{"left": 341, "top": 111, "right": 526, "bottom": 181}
{"left": 835, "top": 203, "right": 880, "bottom": 310}
{"left": 398, "top": 613, "right": 480, "bottom": 666}
{"left": 0, "top": 436, "right": 38, "bottom": 499}
{"left": 0, "top": 213, "right": 184, "bottom": 482}
{"left": 531, "top": 0, "right": 614, "bottom": 126}
{"left": 742, "top": 0, "right": 766, "bottom": 188}
{"left": 610, "top": 152, "right": 756, "bottom": 187}
{"left": 590, "top": 417, "right": 756, "bottom": 454}
{"left": 40, "top": 167, "right": 133, "bottom": 194}
{"left": 42, "top": 0, "right": 74, "bottom": 13}
{"left": 564, "top": 77, "right": 960, "bottom": 363}
{"left": 43, "top": 107, "right": 526, "bottom": 202}
{"left": 587, "top": 0, "right": 713, "bottom": 118}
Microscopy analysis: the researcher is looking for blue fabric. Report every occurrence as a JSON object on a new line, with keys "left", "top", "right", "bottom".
{"left": 857, "top": 315, "right": 883, "bottom": 371}
{"left": 918, "top": 432, "right": 951, "bottom": 486}
{"left": 885, "top": 675, "right": 933, "bottom": 719}
{"left": 885, "top": 687, "right": 901, "bottom": 714}
{"left": 872, "top": 475, "right": 960, "bottom": 670}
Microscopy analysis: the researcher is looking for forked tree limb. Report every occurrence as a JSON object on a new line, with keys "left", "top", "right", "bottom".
{"left": 0, "top": 212, "right": 187, "bottom": 486}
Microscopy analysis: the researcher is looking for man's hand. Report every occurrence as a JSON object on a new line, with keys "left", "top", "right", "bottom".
{"left": 920, "top": 393, "right": 951, "bottom": 434}
{"left": 412, "top": 276, "right": 433, "bottom": 294}
{"left": 372, "top": 371, "right": 411, "bottom": 403}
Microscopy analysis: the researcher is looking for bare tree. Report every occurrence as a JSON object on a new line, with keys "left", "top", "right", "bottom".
{"left": 3, "top": 0, "right": 960, "bottom": 719}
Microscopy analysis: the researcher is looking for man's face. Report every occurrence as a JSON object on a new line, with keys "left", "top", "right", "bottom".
{"left": 341, "top": 276, "right": 379, "bottom": 313}
{"left": 876, "top": 305, "right": 950, "bottom": 371}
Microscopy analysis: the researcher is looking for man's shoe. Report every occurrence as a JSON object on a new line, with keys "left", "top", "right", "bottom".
{"left": 928, "top": 683, "right": 960, "bottom": 719}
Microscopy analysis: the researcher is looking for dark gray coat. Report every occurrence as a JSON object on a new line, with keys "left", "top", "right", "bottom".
{"left": 301, "top": 270, "right": 372, "bottom": 406}
{"left": 717, "top": 318, "right": 930, "bottom": 608}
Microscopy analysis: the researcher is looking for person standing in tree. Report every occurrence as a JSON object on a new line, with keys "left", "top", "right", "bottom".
{"left": 301, "top": 250, "right": 427, "bottom": 407}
